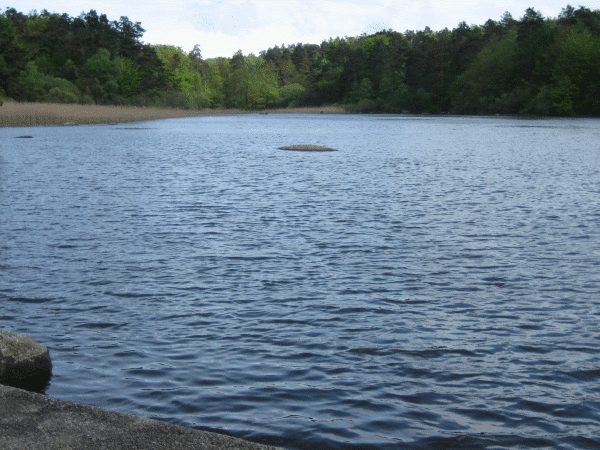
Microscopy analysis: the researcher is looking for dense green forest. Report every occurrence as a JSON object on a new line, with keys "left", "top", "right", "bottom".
{"left": 1, "top": 5, "right": 600, "bottom": 115}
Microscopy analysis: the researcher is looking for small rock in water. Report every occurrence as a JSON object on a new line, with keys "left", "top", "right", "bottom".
{"left": 279, "top": 144, "right": 337, "bottom": 152}
{"left": 0, "top": 330, "right": 52, "bottom": 392}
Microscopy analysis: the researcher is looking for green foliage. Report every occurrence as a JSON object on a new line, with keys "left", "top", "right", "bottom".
{"left": 18, "top": 61, "right": 46, "bottom": 100}
{"left": 449, "top": 31, "right": 518, "bottom": 113}
{"left": 4, "top": 5, "right": 600, "bottom": 115}
{"left": 550, "top": 22, "right": 600, "bottom": 114}
{"left": 277, "top": 83, "right": 307, "bottom": 107}
{"left": 155, "top": 90, "right": 194, "bottom": 109}
{"left": 19, "top": 60, "right": 81, "bottom": 103}
{"left": 154, "top": 45, "right": 215, "bottom": 108}
{"left": 84, "top": 48, "right": 120, "bottom": 86}
{"left": 1, "top": 7, "right": 165, "bottom": 104}
{"left": 356, "top": 98, "right": 377, "bottom": 113}
{"left": 551, "top": 76, "right": 578, "bottom": 115}
{"left": 357, "top": 78, "right": 374, "bottom": 101}
{"left": 47, "top": 87, "right": 79, "bottom": 103}
{"left": 80, "top": 48, "right": 122, "bottom": 102}
{"left": 202, "top": 58, "right": 228, "bottom": 106}
{"left": 526, "top": 85, "right": 554, "bottom": 115}
{"left": 116, "top": 57, "right": 141, "bottom": 98}
{"left": 222, "top": 51, "right": 280, "bottom": 109}
{"left": 410, "top": 88, "right": 434, "bottom": 113}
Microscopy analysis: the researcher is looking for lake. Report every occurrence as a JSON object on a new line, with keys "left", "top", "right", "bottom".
{"left": 1, "top": 114, "right": 600, "bottom": 449}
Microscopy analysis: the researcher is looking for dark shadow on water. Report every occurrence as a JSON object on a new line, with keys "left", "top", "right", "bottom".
{"left": 6, "top": 372, "right": 52, "bottom": 395}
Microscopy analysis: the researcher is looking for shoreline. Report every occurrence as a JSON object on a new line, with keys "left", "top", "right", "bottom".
{"left": 0, "top": 330, "right": 280, "bottom": 449}
{"left": 0, "top": 384, "right": 281, "bottom": 450}
{"left": 0, "top": 102, "right": 346, "bottom": 127}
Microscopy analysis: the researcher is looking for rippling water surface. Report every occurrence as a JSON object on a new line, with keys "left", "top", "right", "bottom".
{"left": 2, "top": 114, "right": 600, "bottom": 449}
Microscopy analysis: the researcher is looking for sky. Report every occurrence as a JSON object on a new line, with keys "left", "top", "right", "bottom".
{"left": 5, "top": 1, "right": 600, "bottom": 58}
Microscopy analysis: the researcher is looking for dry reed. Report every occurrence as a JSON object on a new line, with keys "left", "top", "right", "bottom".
{"left": 0, "top": 102, "right": 347, "bottom": 128}
{"left": 0, "top": 102, "right": 243, "bottom": 127}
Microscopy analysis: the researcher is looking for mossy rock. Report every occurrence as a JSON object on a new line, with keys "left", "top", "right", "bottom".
{"left": 0, "top": 330, "right": 52, "bottom": 392}
{"left": 278, "top": 144, "right": 337, "bottom": 152}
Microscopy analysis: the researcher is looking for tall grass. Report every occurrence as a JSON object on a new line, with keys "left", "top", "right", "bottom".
{"left": 0, "top": 102, "right": 243, "bottom": 127}
{"left": 0, "top": 102, "right": 347, "bottom": 128}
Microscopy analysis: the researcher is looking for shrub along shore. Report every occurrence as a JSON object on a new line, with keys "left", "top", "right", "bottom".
{"left": 0, "top": 102, "right": 346, "bottom": 127}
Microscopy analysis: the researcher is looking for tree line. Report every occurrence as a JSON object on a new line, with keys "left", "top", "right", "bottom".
{"left": 1, "top": 5, "right": 600, "bottom": 115}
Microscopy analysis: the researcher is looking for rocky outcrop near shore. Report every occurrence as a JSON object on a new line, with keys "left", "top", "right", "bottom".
{"left": 0, "top": 330, "right": 52, "bottom": 390}
{"left": 278, "top": 144, "right": 337, "bottom": 151}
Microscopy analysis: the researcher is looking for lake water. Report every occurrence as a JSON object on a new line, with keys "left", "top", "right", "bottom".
{"left": 1, "top": 114, "right": 600, "bottom": 449}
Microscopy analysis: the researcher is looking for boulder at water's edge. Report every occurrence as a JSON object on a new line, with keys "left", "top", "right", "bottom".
{"left": 0, "top": 330, "right": 52, "bottom": 391}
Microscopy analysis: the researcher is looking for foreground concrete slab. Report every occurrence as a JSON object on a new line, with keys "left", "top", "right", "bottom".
{"left": 0, "top": 384, "right": 281, "bottom": 450}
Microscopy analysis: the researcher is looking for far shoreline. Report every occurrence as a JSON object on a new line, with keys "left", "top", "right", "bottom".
{"left": 0, "top": 102, "right": 346, "bottom": 128}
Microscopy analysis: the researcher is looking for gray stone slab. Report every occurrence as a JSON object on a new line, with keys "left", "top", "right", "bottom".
{"left": 0, "top": 330, "right": 52, "bottom": 387}
{"left": 0, "top": 384, "right": 282, "bottom": 450}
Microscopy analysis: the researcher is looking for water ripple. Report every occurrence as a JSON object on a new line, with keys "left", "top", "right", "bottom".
{"left": 1, "top": 115, "right": 600, "bottom": 449}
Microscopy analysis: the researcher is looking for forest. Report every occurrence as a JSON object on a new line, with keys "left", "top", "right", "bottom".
{"left": 1, "top": 5, "right": 600, "bottom": 116}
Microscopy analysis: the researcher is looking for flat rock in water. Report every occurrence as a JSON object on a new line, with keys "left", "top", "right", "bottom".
{"left": 0, "top": 330, "right": 52, "bottom": 390}
{"left": 278, "top": 144, "right": 337, "bottom": 152}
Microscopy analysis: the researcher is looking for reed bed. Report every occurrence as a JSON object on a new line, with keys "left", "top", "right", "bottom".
{"left": 0, "top": 102, "right": 244, "bottom": 127}
{"left": 0, "top": 102, "right": 347, "bottom": 128}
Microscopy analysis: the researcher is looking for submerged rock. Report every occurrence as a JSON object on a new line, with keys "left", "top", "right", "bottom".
{"left": 0, "top": 330, "right": 52, "bottom": 392}
{"left": 278, "top": 144, "right": 337, "bottom": 151}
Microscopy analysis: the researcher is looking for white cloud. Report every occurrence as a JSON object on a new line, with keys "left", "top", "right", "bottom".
{"left": 188, "top": 0, "right": 260, "bottom": 35}
{"left": 5, "top": 0, "right": 600, "bottom": 58}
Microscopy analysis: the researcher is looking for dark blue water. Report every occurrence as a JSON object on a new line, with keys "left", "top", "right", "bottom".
{"left": 1, "top": 114, "right": 600, "bottom": 449}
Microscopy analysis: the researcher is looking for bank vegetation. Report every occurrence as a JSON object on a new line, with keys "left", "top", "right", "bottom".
{"left": 1, "top": 5, "right": 599, "bottom": 116}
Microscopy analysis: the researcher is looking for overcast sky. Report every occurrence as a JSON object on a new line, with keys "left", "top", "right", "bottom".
{"left": 5, "top": 1, "right": 600, "bottom": 58}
